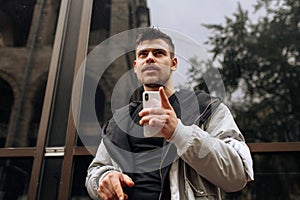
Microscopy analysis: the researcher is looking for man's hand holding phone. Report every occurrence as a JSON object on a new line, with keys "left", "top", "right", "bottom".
{"left": 139, "top": 87, "right": 178, "bottom": 139}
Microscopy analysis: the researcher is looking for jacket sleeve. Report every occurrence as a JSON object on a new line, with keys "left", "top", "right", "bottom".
{"left": 85, "top": 141, "right": 121, "bottom": 199}
{"left": 168, "top": 103, "right": 254, "bottom": 192}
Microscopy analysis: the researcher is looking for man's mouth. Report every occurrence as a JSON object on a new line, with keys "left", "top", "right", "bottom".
{"left": 142, "top": 65, "right": 160, "bottom": 72}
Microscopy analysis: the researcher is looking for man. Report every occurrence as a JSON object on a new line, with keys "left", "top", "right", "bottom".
{"left": 85, "top": 28, "right": 254, "bottom": 200}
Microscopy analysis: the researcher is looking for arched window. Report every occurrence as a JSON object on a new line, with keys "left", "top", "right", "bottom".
{"left": 0, "top": 78, "right": 14, "bottom": 147}
{"left": 0, "top": 0, "right": 36, "bottom": 46}
{"left": 28, "top": 78, "right": 47, "bottom": 146}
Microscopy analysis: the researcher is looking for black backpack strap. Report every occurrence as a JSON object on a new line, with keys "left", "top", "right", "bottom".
{"left": 174, "top": 90, "right": 221, "bottom": 126}
{"left": 194, "top": 90, "right": 221, "bottom": 126}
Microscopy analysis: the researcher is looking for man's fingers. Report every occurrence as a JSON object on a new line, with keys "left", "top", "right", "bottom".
{"left": 97, "top": 186, "right": 114, "bottom": 199}
{"left": 140, "top": 114, "right": 167, "bottom": 125}
{"left": 140, "top": 107, "right": 165, "bottom": 115}
{"left": 108, "top": 173, "right": 126, "bottom": 199}
{"left": 98, "top": 172, "right": 134, "bottom": 200}
{"left": 111, "top": 181, "right": 125, "bottom": 200}
{"left": 114, "top": 174, "right": 134, "bottom": 200}
{"left": 122, "top": 174, "right": 135, "bottom": 187}
{"left": 98, "top": 178, "right": 116, "bottom": 199}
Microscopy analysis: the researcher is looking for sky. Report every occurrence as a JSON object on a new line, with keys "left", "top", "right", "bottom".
{"left": 147, "top": 0, "right": 265, "bottom": 48}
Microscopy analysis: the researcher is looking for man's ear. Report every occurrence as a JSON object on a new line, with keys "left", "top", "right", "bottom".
{"left": 171, "top": 57, "right": 178, "bottom": 71}
{"left": 133, "top": 60, "right": 137, "bottom": 73}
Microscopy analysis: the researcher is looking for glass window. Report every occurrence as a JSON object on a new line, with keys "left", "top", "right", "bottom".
{"left": 0, "top": 0, "right": 37, "bottom": 47}
{"left": 0, "top": 0, "right": 60, "bottom": 147}
{"left": 0, "top": 79, "right": 14, "bottom": 147}
{"left": 76, "top": 0, "right": 150, "bottom": 147}
{"left": 71, "top": 156, "right": 94, "bottom": 199}
{"left": 223, "top": 152, "right": 300, "bottom": 199}
{"left": 0, "top": 158, "right": 33, "bottom": 199}
{"left": 88, "top": 0, "right": 111, "bottom": 47}
{"left": 37, "top": 158, "right": 63, "bottom": 200}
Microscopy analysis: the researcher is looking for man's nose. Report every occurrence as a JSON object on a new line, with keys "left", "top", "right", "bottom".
{"left": 146, "top": 52, "right": 155, "bottom": 63}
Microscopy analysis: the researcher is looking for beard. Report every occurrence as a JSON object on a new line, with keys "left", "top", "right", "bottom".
{"left": 144, "top": 83, "right": 163, "bottom": 88}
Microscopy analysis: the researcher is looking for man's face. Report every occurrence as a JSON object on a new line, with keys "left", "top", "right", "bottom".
{"left": 134, "top": 39, "right": 177, "bottom": 88}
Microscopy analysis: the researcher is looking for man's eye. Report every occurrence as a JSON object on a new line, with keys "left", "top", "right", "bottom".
{"left": 139, "top": 52, "right": 147, "bottom": 57}
{"left": 155, "top": 51, "right": 165, "bottom": 56}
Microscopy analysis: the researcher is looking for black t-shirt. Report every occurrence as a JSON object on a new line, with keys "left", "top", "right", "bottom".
{"left": 127, "top": 94, "right": 180, "bottom": 200}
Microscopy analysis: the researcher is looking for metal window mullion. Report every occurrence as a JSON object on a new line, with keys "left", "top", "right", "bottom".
{"left": 58, "top": 0, "right": 94, "bottom": 199}
{"left": 27, "top": 0, "right": 72, "bottom": 199}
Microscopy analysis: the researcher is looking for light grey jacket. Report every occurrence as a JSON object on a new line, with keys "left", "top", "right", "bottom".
{"left": 85, "top": 103, "right": 254, "bottom": 199}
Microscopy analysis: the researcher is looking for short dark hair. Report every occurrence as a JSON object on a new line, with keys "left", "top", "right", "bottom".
{"left": 135, "top": 28, "right": 175, "bottom": 58}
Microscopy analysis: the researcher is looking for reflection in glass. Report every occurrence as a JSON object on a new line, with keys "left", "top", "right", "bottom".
{"left": 186, "top": 1, "right": 300, "bottom": 143}
{"left": 71, "top": 156, "right": 94, "bottom": 199}
{"left": 224, "top": 152, "right": 300, "bottom": 199}
{"left": 88, "top": 0, "right": 111, "bottom": 47}
{"left": 38, "top": 158, "right": 63, "bottom": 200}
{"left": 0, "top": 79, "right": 14, "bottom": 147}
{"left": 0, "top": 158, "right": 33, "bottom": 199}
{"left": 76, "top": 0, "right": 150, "bottom": 147}
{"left": 0, "top": 0, "right": 60, "bottom": 147}
{"left": 0, "top": 0, "right": 36, "bottom": 47}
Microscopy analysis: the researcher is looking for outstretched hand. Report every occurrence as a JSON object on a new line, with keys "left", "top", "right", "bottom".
{"left": 139, "top": 87, "right": 178, "bottom": 139}
{"left": 98, "top": 171, "right": 134, "bottom": 200}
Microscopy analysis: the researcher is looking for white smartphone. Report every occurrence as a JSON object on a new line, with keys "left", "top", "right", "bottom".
{"left": 142, "top": 91, "right": 163, "bottom": 137}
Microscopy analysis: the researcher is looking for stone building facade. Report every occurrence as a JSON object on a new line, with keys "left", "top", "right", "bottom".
{"left": 0, "top": 0, "right": 150, "bottom": 147}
